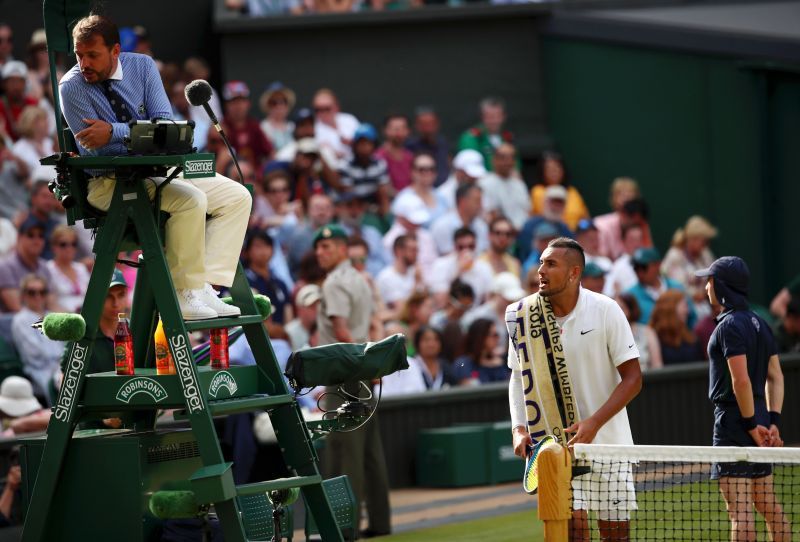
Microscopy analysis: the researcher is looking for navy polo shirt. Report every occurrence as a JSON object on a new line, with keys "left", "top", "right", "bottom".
{"left": 708, "top": 308, "right": 777, "bottom": 407}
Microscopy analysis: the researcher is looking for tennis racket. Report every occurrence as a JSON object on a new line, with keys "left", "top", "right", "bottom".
{"left": 522, "top": 435, "right": 557, "bottom": 495}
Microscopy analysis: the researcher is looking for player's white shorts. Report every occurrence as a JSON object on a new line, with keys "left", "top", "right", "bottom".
{"left": 572, "top": 460, "right": 637, "bottom": 521}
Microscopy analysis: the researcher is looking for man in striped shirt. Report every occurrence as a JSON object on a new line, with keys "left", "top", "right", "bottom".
{"left": 59, "top": 15, "right": 251, "bottom": 321}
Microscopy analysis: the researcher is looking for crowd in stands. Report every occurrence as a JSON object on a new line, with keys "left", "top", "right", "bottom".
{"left": 223, "top": 0, "right": 530, "bottom": 17}
{"left": 0, "top": 20, "right": 797, "bottom": 435}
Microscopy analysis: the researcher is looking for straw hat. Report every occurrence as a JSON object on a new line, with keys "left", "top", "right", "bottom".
{"left": 259, "top": 81, "right": 296, "bottom": 114}
{"left": 0, "top": 376, "right": 43, "bottom": 417}
{"left": 684, "top": 216, "right": 717, "bottom": 239}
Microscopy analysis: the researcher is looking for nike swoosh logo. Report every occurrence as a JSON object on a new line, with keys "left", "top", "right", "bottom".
{"left": 612, "top": 499, "right": 622, "bottom": 505}
{"left": 580, "top": 329, "right": 593, "bottom": 335}
{"left": 628, "top": 344, "right": 634, "bottom": 348}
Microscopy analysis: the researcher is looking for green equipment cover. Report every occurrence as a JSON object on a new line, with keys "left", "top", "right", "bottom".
{"left": 285, "top": 334, "right": 408, "bottom": 391}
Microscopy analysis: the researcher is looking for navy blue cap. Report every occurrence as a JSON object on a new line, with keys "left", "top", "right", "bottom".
{"left": 695, "top": 256, "right": 749, "bottom": 295}
{"left": 292, "top": 107, "right": 314, "bottom": 124}
{"left": 18, "top": 215, "right": 46, "bottom": 234}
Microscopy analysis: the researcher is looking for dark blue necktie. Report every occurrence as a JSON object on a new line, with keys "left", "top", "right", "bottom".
{"left": 101, "top": 80, "right": 131, "bottom": 123}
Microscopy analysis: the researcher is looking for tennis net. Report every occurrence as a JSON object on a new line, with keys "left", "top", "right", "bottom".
{"left": 568, "top": 444, "right": 800, "bottom": 541}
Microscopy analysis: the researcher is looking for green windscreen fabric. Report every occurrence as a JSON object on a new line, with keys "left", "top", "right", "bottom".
{"left": 285, "top": 334, "right": 408, "bottom": 391}
{"left": 43, "top": 0, "right": 92, "bottom": 54}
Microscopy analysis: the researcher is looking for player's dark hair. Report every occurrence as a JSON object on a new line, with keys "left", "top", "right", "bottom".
{"left": 547, "top": 237, "right": 585, "bottom": 270}
{"left": 72, "top": 15, "right": 120, "bottom": 48}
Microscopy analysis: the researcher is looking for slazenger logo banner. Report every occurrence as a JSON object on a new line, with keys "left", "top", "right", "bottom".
{"left": 115, "top": 377, "right": 169, "bottom": 404}
{"left": 54, "top": 343, "right": 88, "bottom": 422}
{"left": 170, "top": 334, "right": 205, "bottom": 413}
{"left": 183, "top": 157, "right": 216, "bottom": 179}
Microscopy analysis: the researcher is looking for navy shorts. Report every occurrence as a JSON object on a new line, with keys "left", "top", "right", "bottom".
{"left": 711, "top": 406, "right": 771, "bottom": 480}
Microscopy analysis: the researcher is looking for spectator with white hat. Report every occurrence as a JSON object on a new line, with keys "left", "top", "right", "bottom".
{"left": 285, "top": 284, "right": 321, "bottom": 351}
{"left": 382, "top": 194, "right": 437, "bottom": 276}
{"left": 0, "top": 60, "right": 38, "bottom": 142}
{"left": 435, "top": 148, "right": 487, "bottom": 211}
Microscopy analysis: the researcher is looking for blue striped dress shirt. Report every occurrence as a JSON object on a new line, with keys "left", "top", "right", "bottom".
{"left": 59, "top": 52, "right": 173, "bottom": 158}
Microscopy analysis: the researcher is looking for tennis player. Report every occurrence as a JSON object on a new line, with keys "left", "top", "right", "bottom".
{"left": 696, "top": 256, "right": 790, "bottom": 541}
{"left": 508, "top": 238, "right": 642, "bottom": 541}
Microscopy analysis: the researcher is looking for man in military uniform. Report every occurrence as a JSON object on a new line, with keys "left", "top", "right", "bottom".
{"left": 314, "top": 224, "right": 391, "bottom": 538}
{"left": 458, "top": 96, "right": 515, "bottom": 171}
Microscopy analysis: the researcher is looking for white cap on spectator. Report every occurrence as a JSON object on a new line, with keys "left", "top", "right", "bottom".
{"left": 296, "top": 137, "right": 319, "bottom": 155}
{"left": 30, "top": 29, "right": 47, "bottom": 47}
{"left": 544, "top": 184, "right": 567, "bottom": 201}
{"left": 453, "top": 149, "right": 487, "bottom": 179}
{"left": 296, "top": 284, "right": 321, "bottom": 307}
{"left": 491, "top": 272, "right": 526, "bottom": 301}
{"left": 0, "top": 376, "right": 42, "bottom": 417}
{"left": 2, "top": 60, "right": 28, "bottom": 80}
{"left": 392, "top": 192, "right": 431, "bottom": 226}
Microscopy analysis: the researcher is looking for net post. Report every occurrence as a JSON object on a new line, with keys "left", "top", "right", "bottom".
{"left": 538, "top": 444, "right": 571, "bottom": 542}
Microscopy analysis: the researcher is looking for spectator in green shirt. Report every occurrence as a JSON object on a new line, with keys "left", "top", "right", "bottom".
{"left": 457, "top": 96, "right": 515, "bottom": 171}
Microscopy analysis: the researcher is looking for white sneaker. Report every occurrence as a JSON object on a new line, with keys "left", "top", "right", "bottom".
{"left": 199, "top": 283, "right": 241, "bottom": 317}
{"left": 177, "top": 288, "right": 218, "bottom": 320}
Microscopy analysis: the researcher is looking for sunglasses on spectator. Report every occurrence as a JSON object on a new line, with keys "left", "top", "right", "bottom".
{"left": 268, "top": 99, "right": 288, "bottom": 106}
{"left": 313, "top": 105, "right": 333, "bottom": 113}
{"left": 24, "top": 231, "right": 45, "bottom": 239}
{"left": 56, "top": 241, "right": 78, "bottom": 248}
{"left": 491, "top": 229, "right": 514, "bottom": 237}
{"left": 413, "top": 165, "right": 436, "bottom": 173}
{"left": 24, "top": 288, "right": 48, "bottom": 297}
{"left": 456, "top": 243, "right": 476, "bottom": 251}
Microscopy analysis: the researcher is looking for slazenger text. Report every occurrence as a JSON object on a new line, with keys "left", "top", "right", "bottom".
{"left": 54, "top": 343, "right": 88, "bottom": 422}
{"left": 170, "top": 334, "right": 204, "bottom": 413}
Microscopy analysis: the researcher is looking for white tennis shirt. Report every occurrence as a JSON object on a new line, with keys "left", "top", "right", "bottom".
{"left": 507, "top": 287, "right": 640, "bottom": 445}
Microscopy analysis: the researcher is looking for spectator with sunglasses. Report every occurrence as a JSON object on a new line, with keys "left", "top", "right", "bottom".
{"left": 258, "top": 82, "right": 295, "bottom": 152}
{"left": 479, "top": 217, "right": 521, "bottom": 278}
{"left": 392, "top": 152, "right": 448, "bottom": 230}
{"left": 45, "top": 225, "right": 89, "bottom": 313}
{"left": 312, "top": 88, "right": 359, "bottom": 162}
{"left": 11, "top": 274, "right": 64, "bottom": 404}
{"left": 0, "top": 216, "right": 53, "bottom": 312}
{"left": 428, "top": 227, "right": 494, "bottom": 308}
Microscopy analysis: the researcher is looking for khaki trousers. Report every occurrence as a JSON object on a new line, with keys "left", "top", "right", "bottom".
{"left": 87, "top": 172, "right": 251, "bottom": 290}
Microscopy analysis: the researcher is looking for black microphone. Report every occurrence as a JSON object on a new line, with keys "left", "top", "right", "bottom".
{"left": 184, "top": 79, "right": 244, "bottom": 184}
{"left": 184, "top": 79, "right": 220, "bottom": 129}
